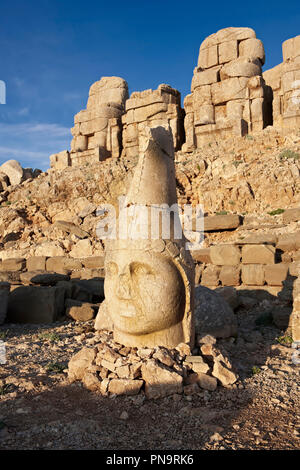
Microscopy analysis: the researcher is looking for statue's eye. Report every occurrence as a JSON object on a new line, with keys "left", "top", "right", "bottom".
{"left": 105, "top": 262, "right": 118, "bottom": 276}
{"left": 131, "top": 263, "right": 153, "bottom": 276}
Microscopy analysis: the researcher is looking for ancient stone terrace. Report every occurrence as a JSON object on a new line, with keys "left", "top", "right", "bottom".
{"left": 49, "top": 28, "right": 300, "bottom": 170}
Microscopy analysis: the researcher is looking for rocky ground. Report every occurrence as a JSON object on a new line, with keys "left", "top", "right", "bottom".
{"left": 0, "top": 302, "right": 299, "bottom": 450}
{"left": 0, "top": 127, "right": 299, "bottom": 260}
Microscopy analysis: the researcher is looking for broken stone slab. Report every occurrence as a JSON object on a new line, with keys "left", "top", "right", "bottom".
{"left": 212, "top": 359, "right": 238, "bottom": 386}
{"left": 194, "top": 285, "right": 237, "bottom": 338}
{"left": 20, "top": 271, "right": 70, "bottom": 286}
{"left": 108, "top": 379, "right": 143, "bottom": 396}
{"left": 197, "top": 373, "right": 218, "bottom": 391}
{"left": 0, "top": 282, "right": 10, "bottom": 325}
{"left": 141, "top": 359, "right": 183, "bottom": 399}
{"left": 82, "top": 371, "right": 101, "bottom": 391}
{"left": 54, "top": 220, "right": 89, "bottom": 239}
{"left": 68, "top": 347, "right": 97, "bottom": 382}
{"left": 0, "top": 258, "right": 26, "bottom": 272}
{"left": 69, "top": 239, "right": 93, "bottom": 258}
{"left": 201, "top": 265, "right": 220, "bottom": 286}
{"left": 196, "top": 334, "right": 217, "bottom": 345}
{"left": 203, "top": 214, "right": 241, "bottom": 231}
{"left": 277, "top": 233, "right": 300, "bottom": 252}
{"left": 186, "top": 358, "right": 210, "bottom": 375}
{"left": 66, "top": 304, "right": 96, "bottom": 322}
{"left": 283, "top": 208, "right": 300, "bottom": 224}
{"left": 7, "top": 285, "right": 66, "bottom": 323}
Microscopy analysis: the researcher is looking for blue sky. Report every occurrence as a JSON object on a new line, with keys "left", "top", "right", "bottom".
{"left": 0, "top": 0, "right": 299, "bottom": 170}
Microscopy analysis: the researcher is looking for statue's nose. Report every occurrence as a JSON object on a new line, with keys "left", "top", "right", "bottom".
{"left": 117, "top": 272, "right": 132, "bottom": 300}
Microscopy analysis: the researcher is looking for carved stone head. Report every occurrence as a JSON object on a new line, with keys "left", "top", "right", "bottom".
{"left": 103, "top": 126, "right": 194, "bottom": 348}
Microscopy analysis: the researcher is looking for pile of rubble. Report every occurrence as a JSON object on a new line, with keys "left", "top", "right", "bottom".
{"left": 68, "top": 332, "right": 238, "bottom": 399}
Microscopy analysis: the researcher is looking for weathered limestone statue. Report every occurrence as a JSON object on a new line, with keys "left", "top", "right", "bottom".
{"left": 96, "top": 126, "right": 195, "bottom": 349}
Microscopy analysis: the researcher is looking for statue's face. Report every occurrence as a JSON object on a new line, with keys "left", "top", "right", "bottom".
{"left": 104, "top": 249, "right": 185, "bottom": 335}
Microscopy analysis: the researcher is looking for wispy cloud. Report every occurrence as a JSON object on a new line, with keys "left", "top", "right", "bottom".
{"left": 0, "top": 122, "right": 71, "bottom": 170}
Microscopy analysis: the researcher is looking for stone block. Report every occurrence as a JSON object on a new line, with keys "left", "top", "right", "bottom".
{"left": 191, "top": 248, "right": 211, "bottom": 264}
{"left": 241, "top": 264, "right": 265, "bottom": 285}
{"left": 220, "top": 58, "right": 261, "bottom": 80}
{"left": 108, "top": 379, "right": 143, "bottom": 396}
{"left": 218, "top": 40, "right": 238, "bottom": 64}
{"left": 7, "top": 285, "right": 65, "bottom": 323}
{"left": 289, "top": 262, "right": 300, "bottom": 277}
{"left": 210, "top": 245, "right": 240, "bottom": 266}
{"left": 197, "top": 373, "right": 217, "bottom": 391}
{"left": 212, "top": 359, "right": 237, "bottom": 386}
{"left": 283, "top": 208, "right": 300, "bottom": 224}
{"left": 198, "top": 45, "right": 218, "bottom": 69}
{"left": 66, "top": 304, "right": 95, "bottom": 321}
{"left": 49, "top": 151, "right": 71, "bottom": 170}
{"left": 242, "top": 245, "right": 275, "bottom": 264}
{"left": 191, "top": 68, "right": 220, "bottom": 90}
{"left": 201, "top": 265, "right": 220, "bottom": 286}
{"left": 194, "top": 105, "right": 215, "bottom": 125}
{"left": 204, "top": 214, "right": 241, "bottom": 231}
{"left": 200, "top": 27, "right": 256, "bottom": 50}
{"left": 193, "top": 85, "right": 212, "bottom": 107}
{"left": 81, "top": 256, "right": 105, "bottom": 269}
{"left": 26, "top": 256, "right": 47, "bottom": 271}
{"left": 211, "top": 77, "right": 249, "bottom": 105}
{"left": 141, "top": 359, "right": 183, "bottom": 399}
{"left": 0, "top": 258, "right": 26, "bottom": 272}
{"left": 264, "top": 264, "right": 289, "bottom": 286}
{"left": 277, "top": 233, "right": 300, "bottom": 252}
{"left": 46, "top": 257, "right": 82, "bottom": 274}
{"left": 282, "top": 35, "right": 300, "bottom": 61}
{"left": 219, "top": 265, "right": 241, "bottom": 286}
{"left": 239, "top": 38, "right": 265, "bottom": 64}
{"left": 251, "top": 98, "right": 264, "bottom": 122}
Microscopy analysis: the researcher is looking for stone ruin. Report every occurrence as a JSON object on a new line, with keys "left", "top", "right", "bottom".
{"left": 121, "top": 84, "right": 184, "bottom": 158}
{"left": 183, "top": 27, "right": 270, "bottom": 150}
{"left": 263, "top": 35, "right": 300, "bottom": 131}
{"left": 50, "top": 77, "right": 129, "bottom": 169}
{"left": 49, "top": 28, "right": 300, "bottom": 170}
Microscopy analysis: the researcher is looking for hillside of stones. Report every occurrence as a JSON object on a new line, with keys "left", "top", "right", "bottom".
{"left": 0, "top": 126, "right": 299, "bottom": 260}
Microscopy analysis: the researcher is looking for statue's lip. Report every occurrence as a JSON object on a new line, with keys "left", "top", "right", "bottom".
{"left": 119, "top": 304, "right": 137, "bottom": 318}
{"left": 120, "top": 311, "right": 136, "bottom": 318}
